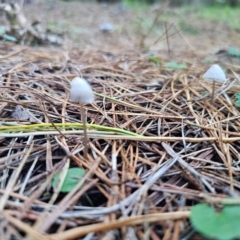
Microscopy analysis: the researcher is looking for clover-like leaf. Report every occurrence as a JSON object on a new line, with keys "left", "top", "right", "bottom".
{"left": 190, "top": 203, "right": 240, "bottom": 240}
{"left": 204, "top": 57, "right": 215, "bottom": 63}
{"left": 52, "top": 167, "right": 85, "bottom": 193}
{"left": 148, "top": 56, "right": 162, "bottom": 65}
{"left": 235, "top": 99, "right": 240, "bottom": 108}
{"left": 166, "top": 61, "right": 187, "bottom": 70}
{"left": 234, "top": 93, "right": 240, "bottom": 107}
{"left": 228, "top": 47, "right": 240, "bottom": 57}
{"left": 3, "top": 34, "right": 17, "bottom": 42}
{"left": 0, "top": 26, "right": 6, "bottom": 35}
{"left": 235, "top": 93, "right": 240, "bottom": 100}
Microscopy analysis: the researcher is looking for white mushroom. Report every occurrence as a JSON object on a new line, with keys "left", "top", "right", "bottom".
{"left": 70, "top": 77, "right": 94, "bottom": 104}
{"left": 69, "top": 77, "right": 94, "bottom": 159}
{"left": 203, "top": 64, "right": 227, "bottom": 83}
{"left": 202, "top": 64, "right": 228, "bottom": 104}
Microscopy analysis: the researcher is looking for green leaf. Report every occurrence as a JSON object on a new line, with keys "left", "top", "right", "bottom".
{"left": 166, "top": 61, "right": 187, "bottom": 70}
{"left": 228, "top": 47, "right": 240, "bottom": 57}
{"left": 203, "top": 57, "right": 215, "bottom": 63}
{"left": 148, "top": 56, "right": 162, "bottom": 65}
{"left": 235, "top": 99, "right": 240, "bottom": 107}
{"left": 190, "top": 203, "right": 240, "bottom": 240}
{"left": 200, "top": 90, "right": 208, "bottom": 96}
{"left": 234, "top": 93, "right": 240, "bottom": 107}
{"left": 0, "top": 27, "right": 5, "bottom": 36}
{"left": 52, "top": 167, "right": 85, "bottom": 193}
{"left": 3, "top": 34, "right": 17, "bottom": 42}
{"left": 179, "top": 21, "right": 198, "bottom": 35}
{"left": 235, "top": 93, "right": 240, "bottom": 100}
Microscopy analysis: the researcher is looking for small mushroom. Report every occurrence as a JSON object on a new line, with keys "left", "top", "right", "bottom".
{"left": 69, "top": 77, "right": 94, "bottom": 159}
{"left": 203, "top": 64, "right": 227, "bottom": 83}
{"left": 203, "top": 64, "right": 227, "bottom": 103}
{"left": 99, "top": 23, "right": 114, "bottom": 33}
{"left": 70, "top": 77, "right": 94, "bottom": 104}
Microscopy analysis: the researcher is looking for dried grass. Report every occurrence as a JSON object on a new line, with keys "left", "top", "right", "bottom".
{"left": 1, "top": 42, "right": 240, "bottom": 239}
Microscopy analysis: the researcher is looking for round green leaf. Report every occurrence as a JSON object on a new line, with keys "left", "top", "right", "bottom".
{"left": 235, "top": 93, "right": 240, "bottom": 99}
{"left": 190, "top": 203, "right": 240, "bottom": 240}
{"left": 52, "top": 167, "right": 85, "bottom": 193}
{"left": 166, "top": 61, "right": 187, "bottom": 70}
{"left": 3, "top": 34, "right": 17, "bottom": 42}
{"left": 0, "top": 27, "right": 6, "bottom": 35}
{"left": 234, "top": 93, "right": 240, "bottom": 107}
{"left": 228, "top": 47, "right": 240, "bottom": 57}
{"left": 235, "top": 99, "right": 240, "bottom": 107}
{"left": 148, "top": 56, "right": 162, "bottom": 65}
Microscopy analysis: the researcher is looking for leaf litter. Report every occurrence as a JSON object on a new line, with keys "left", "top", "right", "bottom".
{"left": 0, "top": 2, "right": 240, "bottom": 240}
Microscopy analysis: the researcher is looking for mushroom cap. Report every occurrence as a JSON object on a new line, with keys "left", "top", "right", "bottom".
{"left": 202, "top": 64, "right": 227, "bottom": 83}
{"left": 69, "top": 77, "right": 94, "bottom": 104}
{"left": 99, "top": 23, "right": 114, "bottom": 32}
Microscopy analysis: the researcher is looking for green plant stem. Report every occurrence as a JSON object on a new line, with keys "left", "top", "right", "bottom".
{"left": 0, "top": 122, "right": 140, "bottom": 136}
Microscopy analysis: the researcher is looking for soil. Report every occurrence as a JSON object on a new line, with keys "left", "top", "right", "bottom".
{"left": 22, "top": 0, "right": 240, "bottom": 54}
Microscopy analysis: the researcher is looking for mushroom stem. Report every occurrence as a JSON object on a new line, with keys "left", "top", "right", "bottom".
{"left": 80, "top": 103, "right": 88, "bottom": 159}
{"left": 211, "top": 80, "right": 216, "bottom": 104}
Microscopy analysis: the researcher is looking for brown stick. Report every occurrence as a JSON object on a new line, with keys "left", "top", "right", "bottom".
{"left": 49, "top": 211, "right": 190, "bottom": 240}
